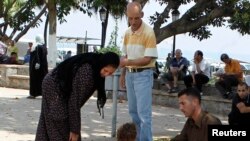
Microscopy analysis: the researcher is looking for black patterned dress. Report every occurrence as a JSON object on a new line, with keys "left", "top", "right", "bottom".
{"left": 35, "top": 64, "right": 96, "bottom": 141}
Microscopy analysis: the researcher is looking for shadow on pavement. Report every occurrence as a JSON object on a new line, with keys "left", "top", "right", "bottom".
{"left": 0, "top": 87, "right": 195, "bottom": 141}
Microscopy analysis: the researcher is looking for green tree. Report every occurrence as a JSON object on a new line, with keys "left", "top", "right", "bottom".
{"left": 90, "top": 0, "right": 250, "bottom": 45}
{"left": 0, "top": 0, "right": 91, "bottom": 43}
{"left": 98, "top": 19, "right": 122, "bottom": 56}
{"left": 0, "top": 0, "right": 46, "bottom": 42}
{"left": 134, "top": 0, "right": 250, "bottom": 44}
{"left": 44, "top": 0, "right": 92, "bottom": 67}
{"left": 87, "top": 0, "right": 128, "bottom": 48}
{"left": 107, "top": 19, "right": 118, "bottom": 47}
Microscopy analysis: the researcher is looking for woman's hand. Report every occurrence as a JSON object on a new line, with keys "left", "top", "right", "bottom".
{"left": 69, "top": 132, "right": 79, "bottom": 141}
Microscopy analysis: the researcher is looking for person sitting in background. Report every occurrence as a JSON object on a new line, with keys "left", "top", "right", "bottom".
{"left": 171, "top": 88, "right": 222, "bottom": 141}
{"left": 7, "top": 40, "right": 18, "bottom": 61}
{"left": 64, "top": 50, "right": 72, "bottom": 60}
{"left": 117, "top": 122, "right": 137, "bottom": 141}
{"left": 6, "top": 52, "right": 18, "bottom": 64}
{"left": 215, "top": 53, "right": 243, "bottom": 99}
{"left": 154, "top": 61, "right": 160, "bottom": 79}
{"left": 161, "top": 49, "right": 189, "bottom": 93}
{"left": 164, "top": 53, "right": 172, "bottom": 72}
{"left": 183, "top": 50, "right": 210, "bottom": 95}
{"left": 228, "top": 82, "right": 250, "bottom": 125}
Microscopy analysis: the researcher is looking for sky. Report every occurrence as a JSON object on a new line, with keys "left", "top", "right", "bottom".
{"left": 20, "top": 1, "right": 250, "bottom": 62}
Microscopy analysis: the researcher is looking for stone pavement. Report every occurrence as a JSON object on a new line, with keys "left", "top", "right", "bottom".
{"left": 0, "top": 87, "right": 228, "bottom": 141}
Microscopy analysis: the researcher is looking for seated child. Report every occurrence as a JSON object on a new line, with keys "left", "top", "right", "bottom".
{"left": 117, "top": 122, "right": 136, "bottom": 141}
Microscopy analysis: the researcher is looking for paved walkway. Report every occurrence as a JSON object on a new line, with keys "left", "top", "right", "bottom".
{"left": 0, "top": 87, "right": 228, "bottom": 141}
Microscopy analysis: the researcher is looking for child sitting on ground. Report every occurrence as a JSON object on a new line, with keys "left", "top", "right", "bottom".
{"left": 117, "top": 122, "right": 136, "bottom": 141}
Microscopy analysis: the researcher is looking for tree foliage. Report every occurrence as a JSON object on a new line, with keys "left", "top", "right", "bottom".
{"left": 87, "top": 0, "right": 127, "bottom": 19}
{"left": 90, "top": 0, "right": 250, "bottom": 44}
{"left": 0, "top": 0, "right": 46, "bottom": 42}
{"left": 86, "top": 0, "right": 128, "bottom": 48}
{"left": 1, "top": 0, "right": 250, "bottom": 46}
{"left": 0, "top": 0, "right": 91, "bottom": 43}
{"left": 136, "top": 0, "right": 250, "bottom": 44}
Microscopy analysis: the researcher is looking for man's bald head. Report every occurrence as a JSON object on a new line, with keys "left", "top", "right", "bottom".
{"left": 127, "top": 2, "right": 142, "bottom": 14}
{"left": 126, "top": 2, "right": 143, "bottom": 31}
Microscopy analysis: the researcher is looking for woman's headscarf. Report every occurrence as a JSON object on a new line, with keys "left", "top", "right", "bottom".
{"left": 52, "top": 52, "right": 120, "bottom": 106}
{"left": 31, "top": 34, "right": 44, "bottom": 52}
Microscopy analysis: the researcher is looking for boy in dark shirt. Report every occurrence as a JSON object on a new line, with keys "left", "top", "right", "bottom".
{"left": 6, "top": 52, "right": 18, "bottom": 64}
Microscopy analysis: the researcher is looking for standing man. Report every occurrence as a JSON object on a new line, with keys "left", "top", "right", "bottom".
{"left": 27, "top": 35, "right": 48, "bottom": 99}
{"left": 215, "top": 53, "right": 243, "bottom": 99}
{"left": 183, "top": 50, "right": 210, "bottom": 95}
{"left": 171, "top": 88, "right": 222, "bottom": 141}
{"left": 119, "top": 2, "right": 158, "bottom": 141}
{"left": 24, "top": 42, "right": 33, "bottom": 64}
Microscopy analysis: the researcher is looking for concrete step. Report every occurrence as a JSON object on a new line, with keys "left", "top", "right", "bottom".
{"left": 8, "top": 75, "right": 29, "bottom": 90}
{"left": 152, "top": 89, "right": 231, "bottom": 116}
{"left": 152, "top": 79, "right": 231, "bottom": 115}
{"left": 107, "top": 89, "right": 230, "bottom": 116}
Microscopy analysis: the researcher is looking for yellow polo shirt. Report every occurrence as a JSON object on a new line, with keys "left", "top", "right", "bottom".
{"left": 122, "top": 21, "right": 158, "bottom": 68}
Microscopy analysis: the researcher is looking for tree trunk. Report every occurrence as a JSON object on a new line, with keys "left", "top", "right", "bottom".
{"left": 47, "top": 0, "right": 57, "bottom": 68}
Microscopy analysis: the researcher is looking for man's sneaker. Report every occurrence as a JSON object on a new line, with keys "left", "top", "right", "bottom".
{"left": 171, "top": 87, "right": 179, "bottom": 93}
{"left": 222, "top": 91, "right": 233, "bottom": 99}
{"left": 222, "top": 93, "right": 228, "bottom": 99}
{"left": 227, "top": 92, "right": 234, "bottom": 100}
{"left": 167, "top": 88, "right": 173, "bottom": 93}
{"left": 27, "top": 95, "right": 36, "bottom": 99}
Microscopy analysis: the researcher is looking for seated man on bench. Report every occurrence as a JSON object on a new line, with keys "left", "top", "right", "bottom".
{"left": 162, "top": 49, "right": 189, "bottom": 93}
{"left": 215, "top": 53, "right": 243, "bottom": 99}
{"left": 183, "top": 50, "right": 210, "bottom": 95}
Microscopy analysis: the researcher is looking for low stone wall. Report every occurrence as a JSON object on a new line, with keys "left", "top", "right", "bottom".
{"left": 0, "top": 64, "right": 29, "bottom": 88}
{"left": 152, "top": 89, "right": 231, "bottom": 115}
{"left": 153, "top": 79, "right": 222, "bottom": 96}
{"left": 153, "top": 79, "right": 232, "bottom": 115}
{"left": 8, "top": 75, "right": 29, "bottom": 89}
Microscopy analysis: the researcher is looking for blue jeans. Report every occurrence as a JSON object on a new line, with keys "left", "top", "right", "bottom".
{"left": 125, "top": 69, "right": 153, "bottom": 141}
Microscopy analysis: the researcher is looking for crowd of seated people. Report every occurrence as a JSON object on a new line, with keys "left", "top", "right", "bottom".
{"left": 159, "top": 50, "right": 247, "bottom": 100}
{"left": 0, "top": 40, "right": 20, "bottom": 65}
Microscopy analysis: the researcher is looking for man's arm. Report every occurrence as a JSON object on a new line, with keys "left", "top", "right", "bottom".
{"left": 120, "top": 56, "right": 153, "bottom": 67}
{"left": 237, "top": 102, "right": 250, "bottom": 113}
{"left": 178, "top": 64, "right": 185, "bottom": 72}
{"left": 119, "top": 56, "right": 127, "bottom": 89}
{"left": 170, "top": 121, "right": 189, "bottom": 141}
{"left": 178, "top": 58, "right": 188, "bottom": 71}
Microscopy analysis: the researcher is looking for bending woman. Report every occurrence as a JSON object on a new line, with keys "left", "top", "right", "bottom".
{"left": 35, "top": 52, "right": 120, "bottom": 141}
